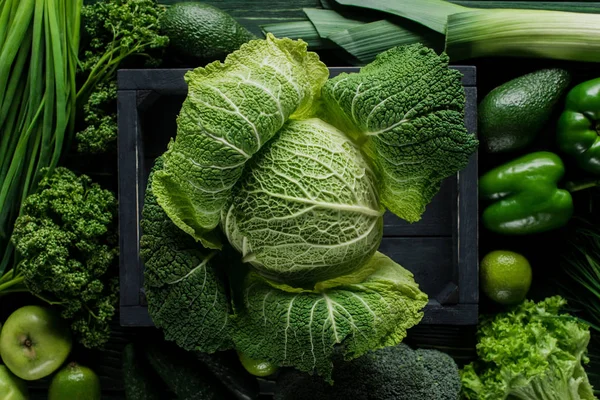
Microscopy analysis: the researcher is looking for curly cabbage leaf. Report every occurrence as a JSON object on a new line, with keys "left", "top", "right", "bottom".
{"left": 321, "top": 43, "right": 478, "bottom": 223}
{"left": 153, "top": 33, "right": 329, "bottom": 248}
{"left": 231, "top": 251, "right": 428, "bottom": 382}
{"left": 461, "top": 296, "right": 596, "bottom": 400}
{"left": 222, "top": 118, "right": 384, "bottom": 286}
{"left": 141, "top": 158, "right": 232, "bottom": 352}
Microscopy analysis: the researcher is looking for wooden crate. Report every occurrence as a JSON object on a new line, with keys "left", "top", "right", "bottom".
{"left": 117, "top": 66, "right": 479, "bottom": 327}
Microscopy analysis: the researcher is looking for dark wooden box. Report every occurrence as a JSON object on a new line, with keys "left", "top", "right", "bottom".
{"left": 117, "top": 67, "right": 479, "bottom": 327}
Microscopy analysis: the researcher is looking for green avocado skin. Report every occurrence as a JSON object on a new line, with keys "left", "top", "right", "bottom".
{"left": 479, "top": 68, "right": 571, "bottom": 153}
{"left": 48, "top": 362, "right": 101, "bottom": 400}
{"left": 160, "top": 2, "right": 257, "bottom": 61}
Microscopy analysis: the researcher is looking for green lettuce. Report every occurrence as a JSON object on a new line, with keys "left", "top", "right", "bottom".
{"left": 461, "top": 296, "right": 596, "bottom": 400}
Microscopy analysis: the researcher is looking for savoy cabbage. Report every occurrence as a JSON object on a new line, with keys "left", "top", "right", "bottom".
{"left": 140, "top": 33, "right": 478, "bottom": 382}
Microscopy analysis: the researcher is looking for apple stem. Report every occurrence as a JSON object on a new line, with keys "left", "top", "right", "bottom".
{"left": 24, "top": 339, "right": 32, "bottom": 348}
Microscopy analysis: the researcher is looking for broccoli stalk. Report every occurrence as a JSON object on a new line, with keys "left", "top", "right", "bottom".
{"left": 0, "top": 167, "right": 119, "bottom": 349}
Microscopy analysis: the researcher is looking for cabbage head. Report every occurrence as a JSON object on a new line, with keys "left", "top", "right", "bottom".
{"left": 223, "top": 118, "right": 383, "bottom": 286}
{"left": 139, "top": 33, "right": 478, "bottom": 382}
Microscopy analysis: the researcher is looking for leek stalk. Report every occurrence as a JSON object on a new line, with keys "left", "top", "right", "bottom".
{"left": 260, "top": 21, "right": 331, "bottom": 49}
{"left": 328, "top": 20, "right": 443, "bottom": 63}
{"left": 334, "top": 0, "right": 467, "bottom": 33}
{"left": 445, "top": 9, "right": 600, "bottom": 62}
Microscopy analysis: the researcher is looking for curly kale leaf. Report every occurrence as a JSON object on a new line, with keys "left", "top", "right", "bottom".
{"left": 76, "top": 81, "right": 117, "bottom": 154}
{"left": 11, "top": 167, "right": 119, "bottom": 348}
{"left": 79, "top": 0, "right": 168, "bottom": 74}
{"left": 140, "top": 157, "right": 233, "bottom": 353}
{"left": 321, "top": 43, "right": 479, "bottom": 223}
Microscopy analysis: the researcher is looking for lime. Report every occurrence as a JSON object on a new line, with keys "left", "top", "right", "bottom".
{"left": 480, "top": 250, "right": 532, "bottom": 305}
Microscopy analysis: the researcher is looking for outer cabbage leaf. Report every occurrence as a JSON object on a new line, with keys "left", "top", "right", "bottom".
{"left": 321, "top": 43, "right": 478, "bottom": 223}
{"left": 153, "top": 33, "right": 329, "bottom": 248}
{"left": 231, "top": 251, "right": 428, "bottom": 382}
{"left": 222, "top": 118, "right": 384, "bottom": 287}
{"left": 140, "top": 157, "right": 232, "bottom": 352}
{"left": 461, "top": 296, "right": 596, "bottom": 400}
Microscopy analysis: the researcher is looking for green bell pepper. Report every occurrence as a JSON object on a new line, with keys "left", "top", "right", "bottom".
{"left": 479, "top": 151, "right": 573, "bottom": 235}
{"left": 557, "top": 77, "right": 600, "bottom": 175}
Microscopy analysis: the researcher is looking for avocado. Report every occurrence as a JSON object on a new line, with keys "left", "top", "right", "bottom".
{"left": 48, "top": 362, "right": 101, "bottom": 400}
{"left": 160, "top": 2, "right": 257, "bottom": 61}
{"left": 478, "top": 68, "right": 571, "bottom": 153}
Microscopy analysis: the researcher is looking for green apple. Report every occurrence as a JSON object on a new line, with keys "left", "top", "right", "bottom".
{"left": 0, "top": 365, "right": 29, "bottom": 399}
{"left": 0, "top": 305, "right": 72, "bottom": 380}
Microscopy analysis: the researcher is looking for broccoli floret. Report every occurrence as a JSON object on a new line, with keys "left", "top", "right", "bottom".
{"left": 274, "top": 343, "right": 461, "bottom": 400}
{"left": 7, "top": 167, "right": 119, "bottom": 348}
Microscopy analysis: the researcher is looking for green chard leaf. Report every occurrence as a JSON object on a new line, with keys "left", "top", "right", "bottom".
{"left": 140, "top": 157, "right": 232, "bottom": 353}
{"left": 231, "top": 251, "right": 428, "bottom": 382}
{"left": 152, "top": 33, "right": 329, "bottom": 248}
{"left": 321, "top": 43, "right": 478, "bottom": 223}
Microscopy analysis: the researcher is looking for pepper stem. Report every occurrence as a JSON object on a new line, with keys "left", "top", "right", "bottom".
{"left": 566, "top": 179, "right": 600, "bottom": 192}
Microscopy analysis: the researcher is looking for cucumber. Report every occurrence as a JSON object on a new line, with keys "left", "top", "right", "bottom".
{"left": 123, "top": 343, "right": 170, "bottom": 400}
{"left": 195, "top": 350, "right": 261, "bottom": 400}
{"left": 145, "top": 341, "right": 231, "bottom": 400}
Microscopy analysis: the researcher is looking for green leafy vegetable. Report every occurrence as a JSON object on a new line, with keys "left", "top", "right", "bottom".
{"left": 152, "top": 33, "right": 329, "bottom": 248}
{"left": 140, "top": 36, "right": 477, "bottom": 382}
{"left": 461, "top": 296, "right": 596, "bottom": 399}
{"left": 77, "top": 0, "right": 168, "bottom": 103}
{"left": 321, "top": 44, "right": 478, "bottom": 222}
{"left": 141, "top": 158, "right": 232, "bottom": 353}
{"left": 0, "top": 167, "right": 118, "bottom": 349}
{"left": 274, "top": 342, "right": 461, "bottom": 400}
{"left": 223, "top": 118, "right": 383, "bottom": 286}
{"left": 76, "top": 81, "right": 117, "bottom": 154}
{"left": 232, "top": 252, "right": 428, "bottom": 381}
{"left": 75, "top": 0, "right": 168, "bottom": 154}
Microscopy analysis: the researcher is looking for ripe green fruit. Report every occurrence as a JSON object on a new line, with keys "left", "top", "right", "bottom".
{"left": 0, "top": 305, "right": 72, "bottom": 380}
{"left": 0, "top": 365, "right": 29, "bottom": 400}
{"left": 479, "top": 68, "right": 571, "bottom": 153}
{"left": 480, "top": 250, "right": 532, "bottom": 305}
{"left": 160, "top": 2, "right": 256, "bottom": 61}
{"left": 49, "top": 362, "right": 101, "bottom": 400}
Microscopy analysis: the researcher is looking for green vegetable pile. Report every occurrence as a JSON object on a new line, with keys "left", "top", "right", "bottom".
{"left": 140, "top": 33, "right": 478, "bottom": 382}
